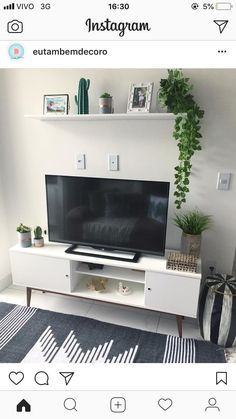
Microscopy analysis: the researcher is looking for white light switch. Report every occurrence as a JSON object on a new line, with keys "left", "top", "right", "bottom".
{"left": 216, "top": 172, "right": 231, "bottom": 190}
{"left": 108, "top": 154, "right": 119, "bottom": 171}
{"left": 76, "top": 154, "right": 86, "bottom": 170}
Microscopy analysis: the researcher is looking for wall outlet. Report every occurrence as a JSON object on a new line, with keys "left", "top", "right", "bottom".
{"left": 108, "top": 154, "right": 119, "bottom": 171}
{"left": 206, "top": 260, "right": 217, "bottom": 274}
{"left": 216, "top": 172, "right": 231, "bottom": 190}
{"left": 76, "top": 153, "right": 86, "bottom": 170}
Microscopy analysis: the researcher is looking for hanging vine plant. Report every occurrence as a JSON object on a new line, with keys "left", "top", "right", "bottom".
{"left": 158, "top": 69, "right": 204, "bottom": 209}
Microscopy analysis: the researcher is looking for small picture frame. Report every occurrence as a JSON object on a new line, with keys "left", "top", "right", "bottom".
{"left": 43, "top": 94, "right": 69, "bottom": 115}
{"left": 127, "top": 82, "right": 153, "bottom": 113}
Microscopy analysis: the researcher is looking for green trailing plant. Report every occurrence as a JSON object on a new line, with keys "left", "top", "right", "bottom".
{"left": 16, "top": 223, "right": 31, "bottom": 233}
{"left": 158, "top": 69, "right": 204, "bottom": 209}
{"left": 75, "top": 78, "right": 90, "bottom": 114}
{"left": 100, "top": 92, "right": 112, "bottom": 98}
{"left": 34, "top": 226, "right": 43, "bottom": 239}
{"left": 173, "top": 209, "right": 212, "bottom": 235}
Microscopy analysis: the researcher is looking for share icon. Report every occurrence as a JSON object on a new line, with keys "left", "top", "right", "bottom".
{"left": 214, "top": 20, "right": 229, "bottom": 33}
{"left": 59, "top": 372, "right": 74, "bottom": 385}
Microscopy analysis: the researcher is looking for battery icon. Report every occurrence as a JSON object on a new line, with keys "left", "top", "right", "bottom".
{"left": 216, "top": 2, "right": 233, "bottom": 9}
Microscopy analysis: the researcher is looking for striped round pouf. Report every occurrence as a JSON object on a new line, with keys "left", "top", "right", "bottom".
{"left": 199, "top": 274, "right": 236, "bottom": 348}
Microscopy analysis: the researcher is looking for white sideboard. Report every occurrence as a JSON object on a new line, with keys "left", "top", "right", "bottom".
{"left": 9, "top": 243, "right": 202, "bottom": 337}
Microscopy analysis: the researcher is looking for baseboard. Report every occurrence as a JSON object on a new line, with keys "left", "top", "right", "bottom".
{"left": 0, "top": 273, "right": 12, "bottom": 291}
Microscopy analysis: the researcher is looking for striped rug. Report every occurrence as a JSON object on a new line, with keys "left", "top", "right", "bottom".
{"left": 0, "top": 303, "right": 225, "bottom": 363}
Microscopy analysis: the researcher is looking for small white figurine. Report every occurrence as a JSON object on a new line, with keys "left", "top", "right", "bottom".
{"left": 118, "top": 281, "right": 131, "bottom": 296}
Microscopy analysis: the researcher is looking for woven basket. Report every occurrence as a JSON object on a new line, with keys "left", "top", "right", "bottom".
{"left": 199, "top": 274, "right": 236, "bottom": 348}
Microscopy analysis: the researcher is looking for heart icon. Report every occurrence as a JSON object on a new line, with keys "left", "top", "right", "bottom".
{"left": 158, "top": 398, "right": 173, "bottom": 411}
{"left": 9, "top": 371, "right": 24, "bottom": 385}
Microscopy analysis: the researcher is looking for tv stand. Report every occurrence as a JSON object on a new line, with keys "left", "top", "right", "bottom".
{"left": 65, "top": 244, "right": 141, "bottom": 263}
{"left": 9, "top": 243, "right": 202, "bottom": 338}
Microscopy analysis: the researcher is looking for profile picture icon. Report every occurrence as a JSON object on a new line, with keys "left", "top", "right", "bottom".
{"left": 8, "top": 43, "right": 24, "bottom": 59}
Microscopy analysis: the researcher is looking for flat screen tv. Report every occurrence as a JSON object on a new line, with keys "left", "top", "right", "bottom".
{"left": 45, "top": 175, "right": 169, "bottom": 260}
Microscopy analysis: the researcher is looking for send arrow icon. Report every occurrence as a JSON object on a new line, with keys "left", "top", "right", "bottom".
{"left": 59, "top": 372, "right": 74, "bottom": 385}
{"left": 214, "top": 20, "right": 229, "bottom": 34}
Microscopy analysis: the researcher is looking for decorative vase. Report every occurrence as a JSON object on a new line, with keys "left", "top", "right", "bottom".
{"left": 75, "top": 78, "right": 90, "bottom": 114}
{"left": 181, "top": 232, "right": 201, "bottom": 257}
{"left": 99, "top": 97, "right": 113, "bottom": 114}
{"left": 18, "top": 232, "right": 32, "bottom": 248}
{"left": 198, "top": 274, "right": 236, "bottom": 348}
{"left": 34, "top": 238, "right": 44, "bottom": 248}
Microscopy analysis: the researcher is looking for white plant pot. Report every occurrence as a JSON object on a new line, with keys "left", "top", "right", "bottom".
{"left": 34, "top": 238, "right": 44, "bottom": 248}
{"left": 18, "top": 231, "right": 32, "bottom": 248}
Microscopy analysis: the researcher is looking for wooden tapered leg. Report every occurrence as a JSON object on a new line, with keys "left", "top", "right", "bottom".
{"left": 26, "top": 287, "right": 32, "bottom": 307}
{"left": 176, "top": 315, "right": 183, "bottom": 338}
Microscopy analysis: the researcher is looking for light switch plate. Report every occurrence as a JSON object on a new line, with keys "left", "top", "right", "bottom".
{"left": 108, "top": 154, "right": 119, "bottom": 171}
{"left": 76, "top": 154, "right": 86, "bottom": 170}
{"left": 216, "top": 172, "right": 231, "bottom": 190}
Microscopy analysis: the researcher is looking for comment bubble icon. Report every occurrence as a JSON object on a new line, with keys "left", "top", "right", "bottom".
{"left": 34, "top": 371, "right": 49, "bottom": 386}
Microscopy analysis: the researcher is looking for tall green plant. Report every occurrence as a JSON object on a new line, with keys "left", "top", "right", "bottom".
{"left": 158, "top": 69, "right": 204, "bottom": 209}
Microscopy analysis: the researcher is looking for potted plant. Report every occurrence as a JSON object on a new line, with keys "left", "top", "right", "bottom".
{"left": 99, "top": 92, "right": 113, "bottom": 114}
{"left": 158, "top": 69, "right": 204, "bottom": 209}
{"left": 33, "top": 226, "right": 44, "bottom": 247}
{"left": 173, "top": 209, "right": 212, "bottom": 257}
{"left": 16, "top": 223, "right": 32, "bottom": 248}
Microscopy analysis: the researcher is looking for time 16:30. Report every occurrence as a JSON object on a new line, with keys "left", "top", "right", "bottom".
{"left": 108, "top": 3, "right": 130, "bottom": 10}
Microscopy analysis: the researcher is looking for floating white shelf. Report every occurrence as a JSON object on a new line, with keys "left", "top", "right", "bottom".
{"left": 24, "top": 113, "right": 176, "bottom": 121}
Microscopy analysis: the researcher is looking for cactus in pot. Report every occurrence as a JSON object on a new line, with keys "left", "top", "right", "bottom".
{"left": 75, "top": 78, "right": 90, "bottom": 114}
{"left": 33, "top": 226, "right": 44, "bottom": 247}
{"left": 16, "top": 223, "right": 32, "bottom": 248}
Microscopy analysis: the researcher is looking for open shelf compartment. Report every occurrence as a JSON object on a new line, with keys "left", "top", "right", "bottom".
{"left": 74, "top": 261, "right": 145, "bottom": 284}
{"left": 71, "top": 274, "right": 145, "bottom": 307}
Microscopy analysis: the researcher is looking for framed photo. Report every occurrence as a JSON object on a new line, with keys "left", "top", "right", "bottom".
{"left": 43, "top": 94, "right": 69, "bottom": 115}
{"left": 127, "top": 82, "right": 153, "bottom": 113}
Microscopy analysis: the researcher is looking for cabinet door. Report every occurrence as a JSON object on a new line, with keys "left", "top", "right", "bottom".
{"left": 145, "top": 271, "right": 200, "bottom": 318}
{"left": 10, "top": 251, "right": 70, "bottom": 293}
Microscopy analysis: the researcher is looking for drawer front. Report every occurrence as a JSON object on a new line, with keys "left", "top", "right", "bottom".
{"left": 10, "top": 251, "right": 70, "bottom": 293}
{"left": 145, "top": 271, "right": 200, "bottom": 317}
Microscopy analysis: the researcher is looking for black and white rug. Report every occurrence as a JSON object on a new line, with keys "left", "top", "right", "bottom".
{"left": 0, "top": 303, "right": 225, "bottom": 363}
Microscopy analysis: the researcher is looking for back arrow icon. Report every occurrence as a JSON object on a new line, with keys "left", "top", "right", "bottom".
{"left": 214, "top": 20, "right": 229, "bottom": 34}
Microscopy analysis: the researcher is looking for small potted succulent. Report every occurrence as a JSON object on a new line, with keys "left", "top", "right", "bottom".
{"left": 173, "top": 209, "right": 212, "bottom": 257}
{"left": 16, "top": 223, "right": 32, "bottom": 248}
{"left": 99, "top": 92, "right": 113, "bottom": 114}
{"left": 33, "top": 226, "right": 44, "bottom": 247}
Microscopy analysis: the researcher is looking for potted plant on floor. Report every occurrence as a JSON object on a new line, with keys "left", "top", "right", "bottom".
{"left": 16, "top": 223, "right": 32, "bottom": 248}
{"left": 173, "top": 209, "right": 212, "bottom": 257}
{"left": 99, "top": 92, "right": 113, "bottom": 114}
{"left": 33, "top": 226, "right": 44, "bottom": 247}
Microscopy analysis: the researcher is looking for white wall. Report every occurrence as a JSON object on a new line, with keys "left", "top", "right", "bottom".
{"left": 0, "top": 74, "right": 10, "bottom": 287}
{"left": 0, "top": 171, "right": 11, "bottom": 288}
{"left": 0, "top": 69, "right": 235, "bottom": 274}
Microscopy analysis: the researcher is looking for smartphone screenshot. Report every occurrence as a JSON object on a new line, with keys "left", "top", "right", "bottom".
{"left": 0, "top": 0, "right": 236, "bottom": 417}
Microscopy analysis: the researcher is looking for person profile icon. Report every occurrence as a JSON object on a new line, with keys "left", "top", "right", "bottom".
{"left": 205, "top": 398, "right": 220, "bottom": 412}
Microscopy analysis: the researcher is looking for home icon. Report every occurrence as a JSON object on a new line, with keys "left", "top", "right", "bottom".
{"left": 16, "top": 399, "right": 31, "bottom": 412}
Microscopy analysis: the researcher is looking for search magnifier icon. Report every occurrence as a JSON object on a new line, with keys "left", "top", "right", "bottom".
{"left": 63, "top": 398, "right": 77, "bottom": 411}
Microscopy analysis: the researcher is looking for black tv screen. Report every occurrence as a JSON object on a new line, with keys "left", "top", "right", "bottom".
{"left": 45, "top": 175, "right": 169, "bottom": 256}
